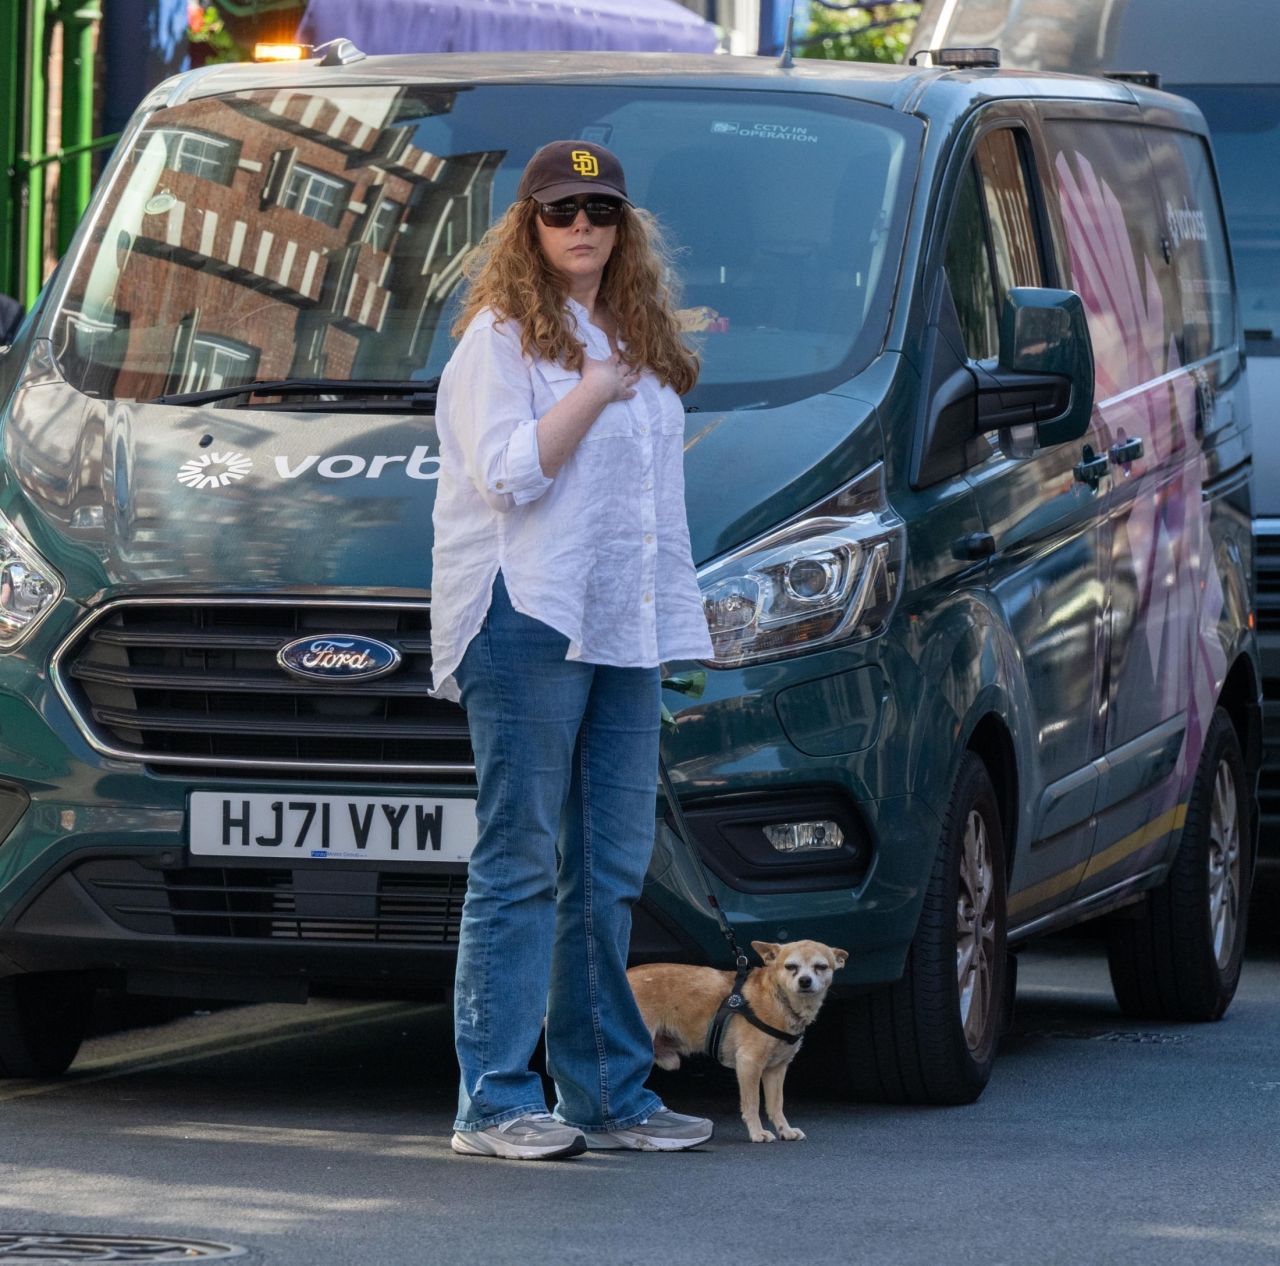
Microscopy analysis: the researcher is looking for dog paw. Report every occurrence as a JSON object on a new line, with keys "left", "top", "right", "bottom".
{"left": 749, "top": 1129, "right": 776, "bottom": 1143}
{"left": 778, "top": 1127, "right": 806, "bottom": 1141}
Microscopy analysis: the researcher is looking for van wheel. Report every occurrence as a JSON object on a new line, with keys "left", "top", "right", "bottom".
{"left": 1106, "top": 708, "right": 1250, "bottom": 1021}
{"left": 840, "top": 753, "right": 1007, "bottom": 1104}
{"left": 0, "top": 973, "right": 92, "bottom": 1077}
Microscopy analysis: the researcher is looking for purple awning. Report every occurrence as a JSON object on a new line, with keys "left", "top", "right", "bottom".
{"left": 297, "top": 0, "right": 720, "bottom": 55}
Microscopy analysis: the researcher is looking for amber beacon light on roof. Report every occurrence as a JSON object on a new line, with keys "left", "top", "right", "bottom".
{"left": 253, "top": 38, "right": 366, "bottom": 64}
{"left": 253, "top": 42, "right": 307, "bottom": 61}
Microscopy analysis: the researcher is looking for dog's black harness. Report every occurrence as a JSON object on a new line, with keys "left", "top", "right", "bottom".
{"left": 704, "top": 964, "right": 802, "bottom": 1062}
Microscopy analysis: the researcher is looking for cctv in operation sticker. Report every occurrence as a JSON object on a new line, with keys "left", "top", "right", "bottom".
{"left": 710, "top": 122, "right": 819, "bottom": 142}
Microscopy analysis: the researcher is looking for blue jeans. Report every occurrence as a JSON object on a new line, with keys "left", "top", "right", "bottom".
{"left": 451, "top": 573, "right": 665, "bottom": 1132}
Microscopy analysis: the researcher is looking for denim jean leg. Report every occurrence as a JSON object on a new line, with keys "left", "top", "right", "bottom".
{"left": 546, "top": 664, "right": 665, "bottom": 1131}
{"left": 452, "top": 577, "right": 592, "bottom": 1130}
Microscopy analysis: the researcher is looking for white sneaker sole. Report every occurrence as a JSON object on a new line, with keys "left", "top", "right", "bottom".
{"left": 583, "top": 1125, "right": 713, "bottom": 1151}
{"left": 451, "top": 1129, "right": 586, "bottom": 1160}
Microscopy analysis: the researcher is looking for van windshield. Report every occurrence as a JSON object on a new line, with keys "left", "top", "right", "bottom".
{"left": 1172, "top": 83, "right": 1280, "bottom": 355}
{"left": 47, "top": 83, "right": 919, "bottom": 411}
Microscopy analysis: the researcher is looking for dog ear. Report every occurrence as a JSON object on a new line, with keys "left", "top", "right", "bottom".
{"left": 751, "top": 940, "right": 780, "bottom": 964}
{"left": 831, "top": 948, "right": 849, "bottom": 970}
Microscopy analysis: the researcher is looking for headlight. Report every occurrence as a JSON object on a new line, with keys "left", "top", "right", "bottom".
{"left": 698, "top": 462, "right": 903, "bottom": 668}
{"left": 0, "top": 511, "right": 63, "bottom": 648}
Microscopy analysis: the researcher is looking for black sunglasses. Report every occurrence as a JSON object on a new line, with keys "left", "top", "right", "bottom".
{"left": 535, "top": 195, "right": 625, "bottom": 228}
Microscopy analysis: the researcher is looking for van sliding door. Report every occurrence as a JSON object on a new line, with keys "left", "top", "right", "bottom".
{"left": 1043, "top": 113, "right": 1214, "bottom": 902}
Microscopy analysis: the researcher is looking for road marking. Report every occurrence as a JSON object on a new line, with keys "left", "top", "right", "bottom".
{"left": 121, "top": 1121, "right": 441, "bottom": 1157}
{"left": 0, "top": 1000, "right": 438, "bottom": 1104}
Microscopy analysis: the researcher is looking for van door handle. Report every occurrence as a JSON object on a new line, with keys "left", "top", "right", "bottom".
{"left": 1073, "top": 446, "right": 1108, "bottom": 487}
{"left": 1109, "top": 436, "right": 1143, "bottom": 465}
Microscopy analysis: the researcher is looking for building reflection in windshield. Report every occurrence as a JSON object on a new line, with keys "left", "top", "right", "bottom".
{"left": 56, "top": 87, "right": 496, "bottom": 401}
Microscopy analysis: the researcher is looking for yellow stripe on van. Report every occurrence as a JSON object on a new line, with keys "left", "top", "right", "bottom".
{"left": 1007, "top": 861, "right": 1088, "bottom": 917}
{"left": 1080, "top": 803, "right": 1187, "bottom": 883}
{"left": 1007, "top": 804, "right": 1187, "bottom": 918}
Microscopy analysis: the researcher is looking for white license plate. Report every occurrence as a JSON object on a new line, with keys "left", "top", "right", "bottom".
{"left": 189, "top": 792, "right": 477, "bottom": 863}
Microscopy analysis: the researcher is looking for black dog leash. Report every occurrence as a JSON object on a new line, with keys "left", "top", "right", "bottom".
{"left": 658, "top": 673, "right": 801, "bottom": 1063}
{"left": 656, "top": 753, "right": 749, "bottom": 968}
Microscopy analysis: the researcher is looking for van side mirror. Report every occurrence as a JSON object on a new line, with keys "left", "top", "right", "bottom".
{"left": 912, "top": 281, "right": 1095, "bottom": 489}
{"left": 989, "top": 287, "right": 1095, "bottom": 447}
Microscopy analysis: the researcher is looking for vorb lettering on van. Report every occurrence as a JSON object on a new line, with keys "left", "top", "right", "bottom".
{"left": 273, "top": 445, "right": 441, "bottom": 480}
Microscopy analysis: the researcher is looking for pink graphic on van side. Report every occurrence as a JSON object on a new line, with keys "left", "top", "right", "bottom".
{"left": 1054, "top": 150, "right": 1227, "bottom": 800}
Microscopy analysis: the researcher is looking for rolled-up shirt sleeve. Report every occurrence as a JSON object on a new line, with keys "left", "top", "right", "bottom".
{"left": 446, "top": 318, "right": 554, "bottom": 513}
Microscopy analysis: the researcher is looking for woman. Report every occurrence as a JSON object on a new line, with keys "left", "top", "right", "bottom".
{"left": 430, "top": 140, "right": 715, "bottom": 1160}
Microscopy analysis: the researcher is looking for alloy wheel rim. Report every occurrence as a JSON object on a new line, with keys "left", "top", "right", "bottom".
{"left": 956, "top": 807, "right": 996, "bottom": 1052}
{"left": 1207, "top": 758, "right": 1241, "bottom": 969}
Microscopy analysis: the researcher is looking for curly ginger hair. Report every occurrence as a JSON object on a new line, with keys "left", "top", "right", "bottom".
{"left": 453, "top": 198, "right": 699, "bottom": 396}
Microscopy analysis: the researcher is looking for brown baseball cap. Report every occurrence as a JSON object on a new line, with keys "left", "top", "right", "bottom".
{"left": 516, "top": 140, "right": 631, "bottom": 205}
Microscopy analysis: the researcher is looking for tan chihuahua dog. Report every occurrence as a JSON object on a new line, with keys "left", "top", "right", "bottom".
{"left": 628, "top": 939, "right": 847, "bottom": 1143}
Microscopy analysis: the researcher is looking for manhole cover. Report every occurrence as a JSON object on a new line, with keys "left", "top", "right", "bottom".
{"left": 0, "top": 1234, "right": 246, "bottom": 1263}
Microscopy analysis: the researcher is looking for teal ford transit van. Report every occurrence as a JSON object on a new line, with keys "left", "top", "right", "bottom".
{"left": 0, "top": 49, "right": 1258, "bottom": 1101}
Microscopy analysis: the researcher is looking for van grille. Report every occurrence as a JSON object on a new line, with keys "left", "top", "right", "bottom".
{"left": 56, "top": 599, "right": 474, "bottom": 779}
{"left": 76, "top": 858, "right": 467, "bottom": 944}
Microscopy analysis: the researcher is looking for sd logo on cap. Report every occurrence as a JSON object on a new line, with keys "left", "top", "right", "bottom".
{"left": 517, "top": 140, "right": 631, "bottom": 205}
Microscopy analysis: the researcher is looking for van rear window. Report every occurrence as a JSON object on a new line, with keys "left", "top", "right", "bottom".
{"left": 48, "top": 84, "right": 920, "bottom": 411}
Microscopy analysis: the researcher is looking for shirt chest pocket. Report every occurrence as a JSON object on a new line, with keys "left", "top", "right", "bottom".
{"left": 535, "top": 361, "right": 634, "bottom": 442}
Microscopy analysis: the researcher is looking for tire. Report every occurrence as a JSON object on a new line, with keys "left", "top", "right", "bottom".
{"left": 1106, "top": 707, "right": 1251, "bottom": 1022}
{"left": 0, "top": 973, "right": 93, "bottom": 1077}
{"left": 840, "top": 753, "right": 1008, "bottom": 1104}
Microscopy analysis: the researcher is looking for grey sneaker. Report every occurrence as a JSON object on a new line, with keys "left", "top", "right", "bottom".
{"left": 583, "top": 1108, "right": 714, "bottom": 1151}
{"left": 451, "top": 1113, "right": 587, "bottom": 1160}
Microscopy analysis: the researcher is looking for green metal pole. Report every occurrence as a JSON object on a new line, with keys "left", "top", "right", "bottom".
{"left": 57, "top": 0, "right": 104, "bottom": 253}
{"left": 0, "top": 1, "right": 22, "bottom": 299}
{"left": 26, "top": 133, "right": 122, "bottom": 173}
{"left": 21, "top": 0, "right": 50, "bottom": 309}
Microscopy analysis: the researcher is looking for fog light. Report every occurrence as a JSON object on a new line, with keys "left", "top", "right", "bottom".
{"left": 762, "top": 821, "right": 844, "bottom": 853}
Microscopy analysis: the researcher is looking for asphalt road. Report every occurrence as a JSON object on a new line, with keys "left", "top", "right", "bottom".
{"left": 0, "top": 920, "right": 1277, "bottom": 1266}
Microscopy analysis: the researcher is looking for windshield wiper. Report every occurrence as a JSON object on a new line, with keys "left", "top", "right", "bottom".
{"left": 149, "top": 377, "right": 441, "bottom": 408}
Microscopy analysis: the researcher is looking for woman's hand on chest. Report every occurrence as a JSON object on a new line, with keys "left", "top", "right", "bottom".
{"left": 535, "top": 353, "right": 640, "bottom": 478}
{"left": 579, "top": 352, "right": 640, "bottom": 408}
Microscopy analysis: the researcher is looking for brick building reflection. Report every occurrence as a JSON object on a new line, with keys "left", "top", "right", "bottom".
{"left": 60, "top": 86, "right": 499, "bottom": 400}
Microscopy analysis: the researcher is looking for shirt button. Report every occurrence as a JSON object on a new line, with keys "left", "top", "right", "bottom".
{"left": 644, "top": 533, "right": 654, "bottom": 544}
{"left": 639, "top": 426, "right": 649, "bottom": 436}
{"left": 642, "top": 479, "right": 653, "bottom": 491}
{"left": 495, "top": 480, "right": 505, "bottom": 490}
{"left": 643, "top": 592, "right": 653, "bottom": 604}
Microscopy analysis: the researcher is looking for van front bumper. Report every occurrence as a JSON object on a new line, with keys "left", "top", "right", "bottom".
{"left": 0, "top": 619, "right": 941, "bottom": 996}
{"left": 0, "top": 782, "right": 941, "bottom": 999}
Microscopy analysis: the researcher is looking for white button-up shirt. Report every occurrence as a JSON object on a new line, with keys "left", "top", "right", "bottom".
{"left": 429, "top": 300, "right": 713, "bottom": 701}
